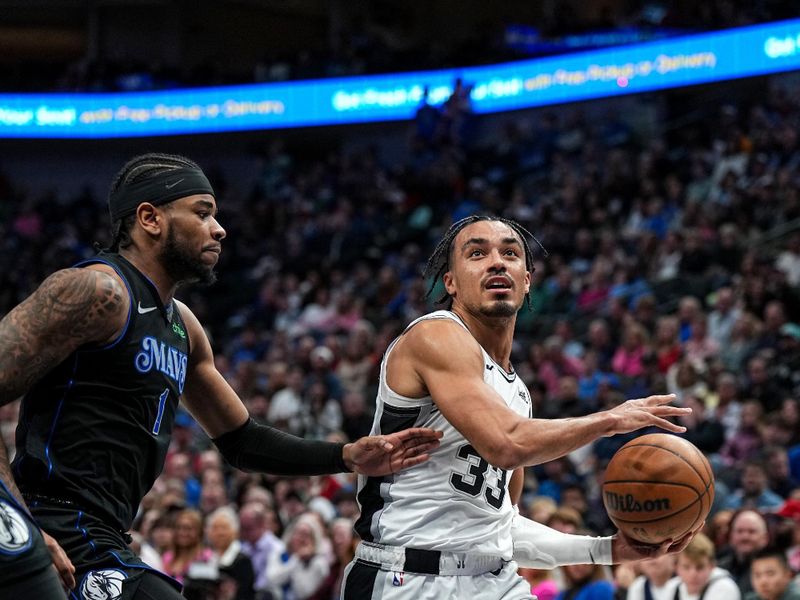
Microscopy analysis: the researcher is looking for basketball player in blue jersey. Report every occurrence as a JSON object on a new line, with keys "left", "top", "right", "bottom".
{"left": 0, "top": 153, "right": 442, "bottom": 599}
{"left": 342, "top": 216, "right": 699, "bottom": 600}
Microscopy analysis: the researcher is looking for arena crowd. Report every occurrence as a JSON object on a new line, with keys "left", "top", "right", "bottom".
{"left": 0, "top": 68, "right": 799, "bottom": 599}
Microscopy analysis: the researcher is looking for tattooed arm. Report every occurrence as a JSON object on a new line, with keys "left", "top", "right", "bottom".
{"left": 0, "top": 267, "right": 128, "bottom": 502}
{"left": 0, "top": 267, "right": 128, "bottom": 406}
{"left": 0, "top": 267, "right": 127, "bottom": 589}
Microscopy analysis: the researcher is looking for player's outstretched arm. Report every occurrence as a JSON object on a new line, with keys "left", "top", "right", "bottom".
{"left": 400, "top": 320, "right": 689, "bottom": 471}
{"left": 512, "top": 513, "right": 702, "bottom": 568}
{"left": 178, "top": 301, "right": 441, "bottom": 477}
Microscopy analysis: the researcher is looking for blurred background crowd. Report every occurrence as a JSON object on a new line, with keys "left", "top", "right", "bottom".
{"left": 2, "top": 1, "right": 800, "bottom": 599}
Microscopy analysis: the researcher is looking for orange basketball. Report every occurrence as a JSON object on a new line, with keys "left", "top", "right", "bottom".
{"left": 602, "top": 434, "right": 714, "bottom": 545}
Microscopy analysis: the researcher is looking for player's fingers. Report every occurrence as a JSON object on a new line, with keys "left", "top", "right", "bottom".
{"left": 44, "top": 533, "right": 75, "bottom": 589}
{"left": 650, "top": 405, "right": 692, "bottom": 417}
{"left": 668, "top": 530, "right": 695, "bottom": 553}
{"left": 56, "top": 552, "right": 76, "bottom": 589}
{"left": 402, "top": 437, "right": 442, "bottom": 452}
{"left": 641, "top": 394, "right": 678, "bottom": 406}
{"left": 393, "top": 427, "right": 443, "bottom": 442}
{"left": 404, "top": 441, "right": 440, "bottom": 457}
{"left": 401, "top": 453, "right": 431, "bottom": 468}
{"left": 648, "top": 416, "right": 687, "bottom": 433}
{"left": 670, "top": 520, "right": 705, "bottom": 553}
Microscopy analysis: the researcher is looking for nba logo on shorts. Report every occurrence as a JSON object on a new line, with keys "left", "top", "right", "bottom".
{"left": 0, "top": 499, "right": 32, "bottom": 554}
{"left": 392, "top": 571, "right": 405, "bottom": 586}
{"left": 80, "top": 568, "right": 127, "bottom": 600}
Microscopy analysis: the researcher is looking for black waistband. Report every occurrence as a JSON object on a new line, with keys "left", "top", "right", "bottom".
{"left": 403, "top": 548, "right": 442, "bottom": 575}
{"left": 23, "top": 492, "right": 132, "bottom": 543}
{"left": 24, "top": 491, "right": 77, "bottom": 508}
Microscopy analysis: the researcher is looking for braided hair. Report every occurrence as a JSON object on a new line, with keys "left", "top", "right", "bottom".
{"left": 103, "top": 153, "right": 201, "bottom": 252}
{"left": 423, "top": 215, "right": 547, "bottom": 310}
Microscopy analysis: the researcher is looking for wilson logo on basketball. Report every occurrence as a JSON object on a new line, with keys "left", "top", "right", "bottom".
{"left": 604, "top": 492, "right": 671, "bottom": 512}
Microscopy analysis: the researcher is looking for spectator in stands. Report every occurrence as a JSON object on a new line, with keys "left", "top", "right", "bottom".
{"left": 742, "top": 356, "right": 785, "bottom": 415}
{"left": 266, "top": 513, "right": 330, "bottom": 600}
{"left": 667, "top": 357, "right": 708, "bottom": 404}
{"left": 207, "top": 507, "right": 256, "bottom": 600}
{"left": 775, "top": 235, "right": 800, "bottom": 288}
{"left": 717, "top": 510, "right": 770, "bottom": 595}
{"left": 746, "top": 548, "right": 800, "bottom": 600}
{"left": 558, "top": 561, "right": 615, "bottom": 600}
{"left": 655, "top": 316, "right": 683, "bottom": 374}
{"left": 709, "top": 288, "right": 742, "bottom": 348}
{"left": 340, "top": 390, "right": 373, "bottom": 440}
{"left": 612, "top": 322, "right": 650, "bottom": 378}
{"left": 538, "top": 335, "right": 585, "bottom": 396}
{"left": 684, "top": 314, "right": 721, "bottom": 366}
{"left": 681, "top": 394, "right": 726, "bottom": 455}
{"left": 162, "top": 509, "right": 215, "bottom": 585}
{"left": 762, "top": 446, "right": 800, "bottom": 499}
{"left": 240, "top": 503, "right": 285, "bottom": 600}
{"left": 707, "top": 372, "right": 743, "bottom": 441}
{"left": 673, "top": 533, "right": 740, "bottom": 600}
{"left": 721, "top": 401, "right": 764, "bottom": 467}
{"left": 626, "top": 553, "right": 677, "bottom": 600}
{"left": 773, "top": 499, "right": 800, "bottom": 573}
{"left": 314, "top": 517, "right": 356, "bottom": 600}
{"left": 720, "top": 314, "right": 760, "bottom": 372}
{"left": 585, "top": 319, "right": 615, "bottom": 370}
{"left": 678, "top": 297, "right": 703, "bottom": 343}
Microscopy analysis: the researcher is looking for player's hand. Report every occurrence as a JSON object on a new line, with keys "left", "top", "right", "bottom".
{"left": 605, "top": 394, "right": 690, "bottom": 436}
{"left": 343, "top": 428, "right": 443, "bottom": 476}
{"left": 611, "top": 522, "right": 704, "bottom": 563}
{"left": 42, "top": 529, "right": 76, "bottom": 590}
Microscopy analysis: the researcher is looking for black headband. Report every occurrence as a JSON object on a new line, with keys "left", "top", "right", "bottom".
{"left": 109, "top": 167, "right": 215, "bottom": 222}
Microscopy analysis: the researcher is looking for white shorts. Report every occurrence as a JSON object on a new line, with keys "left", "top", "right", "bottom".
{"left": 340, "top": 559, "right": 534, "bottom": 600}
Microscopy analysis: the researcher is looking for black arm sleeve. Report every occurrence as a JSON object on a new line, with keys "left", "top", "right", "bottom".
{"left": 212, "top": 418, "right": 350, "bottom": 475}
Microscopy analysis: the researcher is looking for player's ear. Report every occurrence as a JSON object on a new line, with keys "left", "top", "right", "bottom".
{"left": 136, "top": 203, "right": 162, "bottom": 236}
{"left": 443, "top": 270, "right": 456, "bottom": 296}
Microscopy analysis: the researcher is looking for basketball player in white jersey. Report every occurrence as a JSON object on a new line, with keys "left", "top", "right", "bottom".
{"left": 341, "top": 216, "right": 698, "bottom": 600}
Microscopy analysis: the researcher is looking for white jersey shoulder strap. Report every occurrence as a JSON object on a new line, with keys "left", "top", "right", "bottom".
{"left": 379, "top": 311, "right": 470, "bottom": 407}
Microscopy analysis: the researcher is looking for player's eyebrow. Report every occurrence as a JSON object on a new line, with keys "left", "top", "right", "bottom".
{"left": 193, "top": 199, "right": 218, "bottom": 216}
{"left": 461, "top": 237, "right": 487, "bottom": 250}
{"left": 461, "top": 237, "right": 521, "bottom": 250}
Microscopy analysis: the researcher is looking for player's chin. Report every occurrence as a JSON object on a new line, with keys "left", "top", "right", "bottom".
{"left": 479, "top": 299, "right": 520, "bottom": 318}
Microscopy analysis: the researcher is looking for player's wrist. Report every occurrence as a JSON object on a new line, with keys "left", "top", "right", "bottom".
{"left": 596, "top": 410, "right": 620, "bottom": 437}
{"left": 342, "top": 443, "right": 355, "bottom": 472}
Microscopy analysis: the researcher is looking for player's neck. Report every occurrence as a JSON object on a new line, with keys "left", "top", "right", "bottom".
{"left": 451, "top": 306, "right": 515, "bottom": 370}
{"left": 119, "top": 247, "right": 179, "bottom": 305}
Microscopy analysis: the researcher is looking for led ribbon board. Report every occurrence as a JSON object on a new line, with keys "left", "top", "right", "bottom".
{"left": 1, "top": 19, "right": 800, "bottom": 138}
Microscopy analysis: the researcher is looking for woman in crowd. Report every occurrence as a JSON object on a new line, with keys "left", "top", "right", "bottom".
{"left": 162, "top": 508, "right": 215, "bottom": 584}
{"left": 266, "top": 512, "right": 331, "bottom": 600}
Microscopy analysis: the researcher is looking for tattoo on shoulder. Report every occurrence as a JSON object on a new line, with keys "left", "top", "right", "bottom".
{"left": 0, "top": 269, "right": 127, "bottom": 403}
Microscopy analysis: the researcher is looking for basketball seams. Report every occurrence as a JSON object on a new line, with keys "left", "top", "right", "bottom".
{"left": 603, "top": 479, "right": 698, "bottom": 490}
{"left": 609, "top": 442, "right": 706, "bottom": 491}
{"left": 602, "top": 435, "right": 715, "bottom": 543}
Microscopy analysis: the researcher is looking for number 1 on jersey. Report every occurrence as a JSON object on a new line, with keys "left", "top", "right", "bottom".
{"left": 152, "top": 388, "right": 169, "bottom": 435}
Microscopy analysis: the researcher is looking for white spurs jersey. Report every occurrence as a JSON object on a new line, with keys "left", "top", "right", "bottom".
{"left": 354, "top": 310, "right": 533, "bottom": 559}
